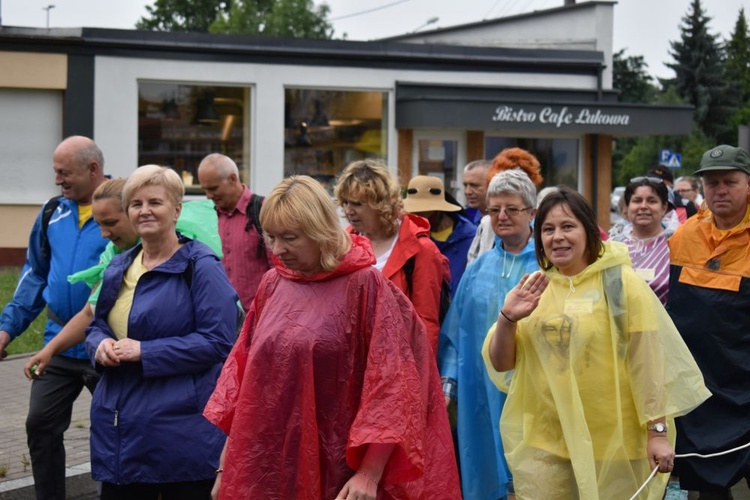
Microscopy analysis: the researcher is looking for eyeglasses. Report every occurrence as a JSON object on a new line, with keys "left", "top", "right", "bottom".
{"left": 675, "top": 188, "right": 695, "bottom": 194}
{"left": 407, "top": 187, "right": 442, "bottom": 196}
{"left": 488, "top": 206, "right": 533, "bottom": 217}
{"left": 630, "top": 176, "right": 664, "bottom": 184}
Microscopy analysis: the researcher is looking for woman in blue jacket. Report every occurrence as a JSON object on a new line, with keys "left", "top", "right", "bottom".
{"left": 439, "top": 169, "right": 540, "bottom": 500}
{"left": 85, "top": 165, "right": 238, "bottom": 500}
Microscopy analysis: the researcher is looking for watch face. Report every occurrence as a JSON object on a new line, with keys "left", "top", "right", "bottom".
{"left": 651, "top": 423, "right": 667, "bottom": 432}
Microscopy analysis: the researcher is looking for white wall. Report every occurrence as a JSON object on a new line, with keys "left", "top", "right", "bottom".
{"left": 0, "top": 89, "right": 62, "bottom": 204}
{"left": 398, "top": 3, "right": 615, "bottom": 88}
{"left": 93, "top": 56, "right": 598, "bottom": 197}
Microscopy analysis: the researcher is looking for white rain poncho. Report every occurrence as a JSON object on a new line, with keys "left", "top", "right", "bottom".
{"left": 483, "top": 241, "right": 710, "bottom": 499}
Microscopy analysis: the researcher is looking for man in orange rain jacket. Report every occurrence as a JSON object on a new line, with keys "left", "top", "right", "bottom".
{"left": 667, "top": 144, "right": 750, "bottom": 495}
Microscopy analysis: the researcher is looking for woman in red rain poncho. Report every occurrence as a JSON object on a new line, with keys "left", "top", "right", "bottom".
{"left": 204, "top": 176, "right": 461, "bottom": 500}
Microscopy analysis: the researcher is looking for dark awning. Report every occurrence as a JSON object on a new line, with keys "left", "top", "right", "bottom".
{"left": 396, "top": 83, "right": 694, "bottom": 136}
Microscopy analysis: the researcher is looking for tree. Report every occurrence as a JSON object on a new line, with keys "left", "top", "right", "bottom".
{"left": 136, "top": 0, "right": 335, "bottom": 40}
{"left": 210, "top": 0, "right": 334, "bottom": 39}
{"left": 611, "top": 49, "right": 660, "bottom": 185}
{"left": 665, "top": 0, "right": 738, "bottom": 143}
{"left": 726, "top": 8, "right": 750, "bottom": 101}
{"left": 612, "top": 49, "right": 657, "bottom": 103}
{"left": 136, "top": 0, "right": 231, "bottom": 32}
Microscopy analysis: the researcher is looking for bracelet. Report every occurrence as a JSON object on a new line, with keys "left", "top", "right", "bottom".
{"left": 357, "top": 470, "right": 379, "bottom": 486}
{"left": 500, "top": 310, "right": 516, "bottom": 324}
{"left": 215, "top": 468, "right": 223, "bottom": 475}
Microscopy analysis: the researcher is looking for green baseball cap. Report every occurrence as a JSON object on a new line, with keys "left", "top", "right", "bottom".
{"left": 694, "top": 145, "right": 750, "bottom": 176}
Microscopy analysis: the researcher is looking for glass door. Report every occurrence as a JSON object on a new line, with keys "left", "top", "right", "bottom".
{"left": 412, "top": 131, "right": 466, "bottom": 203}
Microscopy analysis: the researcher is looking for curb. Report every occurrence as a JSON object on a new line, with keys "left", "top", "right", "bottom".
{"left": 0, "top": 463, "right": 97, "bottom": 499}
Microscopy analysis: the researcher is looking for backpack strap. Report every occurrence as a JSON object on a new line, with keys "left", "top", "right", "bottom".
{"left": 403, "top": 255, "right": 416, "bottom": 295}
{"left": 404, "top": 235, "right": 452, "bottom": 325}
{"left": 40, "top": 195, "right": 64, "bottom": 260}
{"left": 602, "top": 266, "right": 627, "bottom": 344}
{"left": 244, "top": 194, "right": 266, "bottom": 259}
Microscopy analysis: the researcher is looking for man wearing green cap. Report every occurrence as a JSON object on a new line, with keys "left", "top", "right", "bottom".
{"left": 667, "top": 144, "right": 750, "bottom": 496}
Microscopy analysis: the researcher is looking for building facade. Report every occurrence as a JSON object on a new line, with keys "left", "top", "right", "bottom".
{"left": 0, "top": 1, "right": 692, "bottom": 264}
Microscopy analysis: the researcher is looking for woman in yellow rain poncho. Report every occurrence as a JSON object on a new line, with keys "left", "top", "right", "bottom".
{"left": 482, "top": 186, "right": 710, "bottom": 499}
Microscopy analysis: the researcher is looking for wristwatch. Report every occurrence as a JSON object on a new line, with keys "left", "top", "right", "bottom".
{"left": 647, "top": 422, "right": 667, "bottom": 433}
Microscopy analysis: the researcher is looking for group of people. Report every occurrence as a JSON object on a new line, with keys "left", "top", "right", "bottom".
{"left": 0, "top": 139, "right": 461, "bottom": 500}
{"left": 1, "top": 135, "right": 750, "bottom": 500}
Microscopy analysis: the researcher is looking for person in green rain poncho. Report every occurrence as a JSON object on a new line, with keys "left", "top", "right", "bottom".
{"left": 24, "top": 177, "right": 223, "bottom": 379}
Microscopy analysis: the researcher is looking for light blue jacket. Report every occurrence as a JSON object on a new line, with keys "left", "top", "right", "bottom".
{"left": 438, "top": 235, "right": 538, "bottom": 500}
{"left": 0, "top": 197, "right": 108, "bottom": 359}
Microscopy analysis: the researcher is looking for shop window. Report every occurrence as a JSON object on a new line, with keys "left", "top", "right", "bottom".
{"left": 485, "top": 137, "right": 579, "bottom": 188}
{"left": 138, "top": 82, "right": 250, "bottom": 194}
{"left": 284, "top": 89, "right": 387, "bottom": 193}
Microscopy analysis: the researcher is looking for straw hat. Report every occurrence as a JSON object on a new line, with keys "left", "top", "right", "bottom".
{"left": 403, "top": 175, "right": 461, "bottom": 213}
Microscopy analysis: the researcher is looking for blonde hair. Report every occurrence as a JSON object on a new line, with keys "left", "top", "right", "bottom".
{"left": 122, "top": 165, "right": 184, "bottom": 208}
{"left": 93, "top": 178, "right": 127, "bottom": 211}
{"left": 261, "top": 176, "right": 351, "bottom": 272}
{"left": 334, "top": 159, "right": 402, "bottom": 237}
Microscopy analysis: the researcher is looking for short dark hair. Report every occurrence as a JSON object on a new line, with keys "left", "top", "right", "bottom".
{"left": 624, "top": 177, "right": 669, "bottom": 206}
{"left": 646, "top": 166, "right": 674, "bottom": 184}
{"left": 533, "top": 186, "right": 603, "bottom": 271}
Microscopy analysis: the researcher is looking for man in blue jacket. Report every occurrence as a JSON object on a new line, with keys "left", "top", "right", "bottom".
{"left": 0, "top": 136, "right": 108, "bottom": 500}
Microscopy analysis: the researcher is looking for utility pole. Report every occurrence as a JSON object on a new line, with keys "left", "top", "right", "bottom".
{"left": 43, "top": 4, "right": 55, "bottom": 29}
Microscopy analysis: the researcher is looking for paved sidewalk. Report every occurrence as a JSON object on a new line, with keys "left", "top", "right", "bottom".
{"left": 0, "top": 353, "right": 94, "bottom": 498}
{"left": 2, "top": 353, "right": 750, "bottom": 499}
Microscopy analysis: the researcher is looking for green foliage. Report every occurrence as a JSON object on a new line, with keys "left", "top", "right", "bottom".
{"left": 665, "top": 0, "right": 738, "bottom": 143}
{"left": 136, "top": 0, "right": 231, "bottom": 32}
{"left": 614, "top": 129, "right": 713, "bottom": 187}
{"left": 209, "top": 0, "right": 334, "bottom": 39}
{"left": 612, "top": 49, "right": 657, "bottom": 103}
{"left": 136, "top": 0, "right": 334, "bottom": 39}
{"left": 0, "top": 268, "right": 45, "bottom": 356}
{"left": 727, "top": 8, "right": 750, "bottom": 108}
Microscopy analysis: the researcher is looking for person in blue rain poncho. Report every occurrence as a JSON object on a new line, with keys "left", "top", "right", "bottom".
{"left": 439, "top": 169, "right": 540, "bottom": 500}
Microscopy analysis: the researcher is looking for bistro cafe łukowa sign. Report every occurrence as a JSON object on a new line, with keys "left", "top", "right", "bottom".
{"left": 492, "top": 105, "right": 631, "bottom": 128}
{"left": 395, "top": 86, "right": 694, "bottom": 136}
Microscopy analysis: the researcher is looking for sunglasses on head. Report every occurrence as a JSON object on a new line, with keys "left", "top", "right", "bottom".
{"left": 629, "top": 176, "right": 664, "bottom": 184}
{"left": 407, "top": 187, "right": 442, "bottom": 196}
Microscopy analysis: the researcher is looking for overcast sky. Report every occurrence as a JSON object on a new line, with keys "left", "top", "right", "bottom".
{"left": 2, "top": 0, "right": 748, "bottom": 80}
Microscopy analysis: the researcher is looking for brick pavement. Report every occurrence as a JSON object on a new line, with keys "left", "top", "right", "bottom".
{"left": 2, "top": 353, "right": 750, "bottom": 499}
{"left": 0, "top": 353, "right": 91, "bottom": 486}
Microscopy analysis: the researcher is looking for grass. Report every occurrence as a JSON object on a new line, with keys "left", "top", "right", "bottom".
{"left": 0, "top": 267, "right": 46, "bottom": 356}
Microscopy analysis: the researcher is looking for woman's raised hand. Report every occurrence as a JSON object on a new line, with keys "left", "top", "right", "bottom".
{"left": 501, "top": 271, "right": 549, "bottom": 323}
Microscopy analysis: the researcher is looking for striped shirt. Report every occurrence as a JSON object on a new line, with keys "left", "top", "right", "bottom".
{"left": 611, "top": 230, "right": 671, "bottom": 305}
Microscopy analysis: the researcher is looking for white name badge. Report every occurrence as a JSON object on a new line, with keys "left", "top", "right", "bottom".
{"left": 564, "top": 299, "right": 593, "bottom": 315}
{"left": 635, "top": 268, "right": 655, "bottom": 282}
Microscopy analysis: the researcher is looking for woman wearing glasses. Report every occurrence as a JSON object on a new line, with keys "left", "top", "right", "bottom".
{"left": 335, "top": 159, "right": 449, "bottom": 352}
{"left": 438, "top": 169, "right": 539, "bottom": 500}
{"left": 609, "top": 176, "right": 672, "bottom": 304}
{"left": 467, "top": 147, "right": 544, "bottom": 264}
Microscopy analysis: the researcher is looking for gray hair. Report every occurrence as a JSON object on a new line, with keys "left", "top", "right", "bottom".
{"left": 64, "top": 136, "right": 104, "bottom": 171}
{"left": 487, "top": 169, "right": 537, "bottom": 208}
{"left": 536, "top": 186, "right": 559, "bottom": 206}
{"left": 198, "top": 153, "right": 239, "bottom": 180}
{"left": 675, "top": 175, "right": 700, "bottom": 191}
{"left": 464, "top": 159, "right": 491, "bottom": 173}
